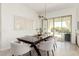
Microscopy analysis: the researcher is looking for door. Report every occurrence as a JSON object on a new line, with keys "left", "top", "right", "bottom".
{"left": 48, "top": 15, "right": 72, "bottom": 41}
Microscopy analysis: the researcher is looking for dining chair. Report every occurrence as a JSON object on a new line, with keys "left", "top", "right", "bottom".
{"left": 10, "top": 41, "right": 32, "bottom": 56}
{"left": 38, "top": 38, "right": 56, "bottom": 56}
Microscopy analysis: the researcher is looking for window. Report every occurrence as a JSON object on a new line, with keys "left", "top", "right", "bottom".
{"left": 48, "top": 15, "right": 72, "bottom": 41}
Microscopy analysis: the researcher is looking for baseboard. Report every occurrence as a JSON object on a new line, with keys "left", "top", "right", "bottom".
{"left": 0, "top": 48, "right": 10, "bottom": 51}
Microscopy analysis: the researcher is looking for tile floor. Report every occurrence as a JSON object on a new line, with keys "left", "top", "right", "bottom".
{"left": 0, "top": 41, "right": 79, "bottom": 56}
{"left": 54, "top": 41, "right": 79, "bottom": 56}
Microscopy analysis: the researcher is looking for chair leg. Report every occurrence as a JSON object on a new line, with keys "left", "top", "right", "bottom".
{"left": 55, "top": 43, "right": 57, "bottom": 48}
{"left": 47, "top": 51, "right": 49, "bottom": 56}
{"left": 53, "top": 45, "right": 55, "bottom": 51}
{"left": 53, "top": 43, "right": 57, "bottom": 51}
{"left": 12, "top": 54, "right": 14, "bottom": 56}
{"left": 30, "top": 51, "right": 31, "bottom": 56}
{"left": 52, "top": 50, "right": 54, "bottom": 56}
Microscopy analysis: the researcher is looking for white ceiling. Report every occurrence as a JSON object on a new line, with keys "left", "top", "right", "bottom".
{"left": 25, "top": 3, "right": 79, "bottom": 14}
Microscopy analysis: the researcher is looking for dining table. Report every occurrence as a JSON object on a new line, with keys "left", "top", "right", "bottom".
{"left": 17, "top": 35, "right": 54, "bottom": 56}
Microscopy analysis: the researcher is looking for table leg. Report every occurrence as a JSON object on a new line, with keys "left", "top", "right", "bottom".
{"left": 33, "top": 45, "right": 41, "bottom": 56}
{"left": 47, "top": 51, "right": 49, "bottom": 56}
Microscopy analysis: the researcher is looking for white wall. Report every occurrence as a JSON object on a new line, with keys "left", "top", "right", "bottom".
{"left": 0, "top": 3, "right": 78, "bottom": 49}
{"left": 0, "top": 4, "right": 1, "bottom": 49}
{"left": 40, "top": 8, "right": 78, "bottom": 44}
{"left": 0, "top": 3, "right": 40, "bottom": 49}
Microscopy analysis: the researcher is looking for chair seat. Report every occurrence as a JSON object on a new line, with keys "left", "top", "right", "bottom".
{"left": 11, "top": 41, "right": 32, "bottom": 56}
{"left": 38, "top": 39, "right": 55, "bottom": 51}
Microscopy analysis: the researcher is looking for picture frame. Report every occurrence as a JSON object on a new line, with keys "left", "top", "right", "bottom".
{"left": 14, "top": 16, "right": 33, "bottom": 30}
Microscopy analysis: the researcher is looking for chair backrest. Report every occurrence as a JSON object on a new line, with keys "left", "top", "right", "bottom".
{"left": 38, "top": 39, "right": 54, "bottom": 51}
{"left": 10, "top": 41, "right": 31, "bottom": 56}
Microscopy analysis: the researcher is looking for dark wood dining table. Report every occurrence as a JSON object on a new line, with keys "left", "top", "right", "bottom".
{"left": 17, "top": 36, "right": 53, "bottom": 56}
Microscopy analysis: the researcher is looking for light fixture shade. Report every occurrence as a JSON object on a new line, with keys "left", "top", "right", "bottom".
{"left": 38, "top": 3, "right": 48, "bottom": 20}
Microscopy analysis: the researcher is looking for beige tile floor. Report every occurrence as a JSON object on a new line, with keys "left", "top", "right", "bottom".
{"left": 0, "top": 49, "right": 11, "bottom": 56}
{"left": 0, "top": 41, "right": 79, "bottom": 56}
{"left": 54, "top": 42, "right": 79, "bottom": 56}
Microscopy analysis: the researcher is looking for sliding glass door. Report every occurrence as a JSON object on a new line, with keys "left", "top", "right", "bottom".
{"left": 48, "top": 15, "right": 72, "bottom": 41}
{"left": 61, "top": 16, "right": 72, "bottom": 41}
{"left": 54, "top": 17, "right": 62, "bottom": 41}
{"left": 48, "top": 18, "right": 54, "bottom": 36}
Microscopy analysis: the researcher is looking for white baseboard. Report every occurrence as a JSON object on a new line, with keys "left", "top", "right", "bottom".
{"left": 0, "top": 48, "right": 10, "bottom": 51}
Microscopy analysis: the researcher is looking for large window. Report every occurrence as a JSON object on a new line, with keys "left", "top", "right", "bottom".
{"left": 48, "top": 15, "right": 72, "bottom": 41}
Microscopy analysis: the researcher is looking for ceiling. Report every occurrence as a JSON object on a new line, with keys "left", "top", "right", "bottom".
{"left": 25, "top": 3, "right": 79, "bottom": 14}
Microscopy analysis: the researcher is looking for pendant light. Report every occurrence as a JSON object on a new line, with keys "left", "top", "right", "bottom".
{"left": 44, "top": 3, "right": 48, "bottom": 20}
{"left": 38, "top": 3, "right": 48, "bottom": 34}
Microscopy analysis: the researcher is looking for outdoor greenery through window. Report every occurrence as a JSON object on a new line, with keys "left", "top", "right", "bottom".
{"left": 48, "top": 15, "right": 72, "bottom": 41}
